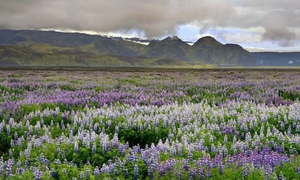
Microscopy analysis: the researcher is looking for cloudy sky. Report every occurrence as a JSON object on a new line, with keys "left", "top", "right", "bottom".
{"left": 1, "top": 0, "right": 300, "bottom": 51}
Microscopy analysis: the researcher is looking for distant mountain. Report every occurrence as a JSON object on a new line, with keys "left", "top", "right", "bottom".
{"left": 253, "top": 52, "right": 300, "bottom": 66}
{"left": 4, "top": 29, "right": 298, "bottom": 67}
{"left": 138, "top": 36, "right": 255, "bottom": 66}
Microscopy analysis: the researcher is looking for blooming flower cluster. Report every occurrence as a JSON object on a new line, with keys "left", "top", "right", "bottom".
{"left": 0, "top": 70, "right": 300, "bottom": 179}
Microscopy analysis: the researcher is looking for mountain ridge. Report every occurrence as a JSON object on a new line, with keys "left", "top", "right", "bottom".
{"left": 0, "top": 29, "right": 298, "bottom": 67}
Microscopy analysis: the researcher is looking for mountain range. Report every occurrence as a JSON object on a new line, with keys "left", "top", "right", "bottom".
{"left": 0, "top": 29, "right": 299, "bottom": 67}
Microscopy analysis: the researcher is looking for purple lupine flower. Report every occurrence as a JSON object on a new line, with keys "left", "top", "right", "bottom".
{"left": 188, "top": 167, "right": 197, "bottom": 179}
{"left": 93, "top": 166, "right": 100, "bottom": 176}
{"left": 183, "top": 159, "right": 190, "bottom": 171}
{"left": 198, "top": 162, "right": 204, "bottom": 179}
{"left": 177, "top": 147, "right": 182, "bottom": 157}
{"left": 147, "top": 165, "right": 154, "bottom": 179}
{"left": 39, "top": 153, "right": 46, "bottom": 164}
{"left": 5, "top": 159, "right": 14, "bottom": 178}
{"left": 112, "top": 133, "right": 119, "bottom": 148}
{"left": 123, "top": 168, "right": 128, "bottom": 178}
{"left": 133, "top": 164, "right": 139, "bottom": 180}
{"left": 16, "top": 167, "right": 24, "bottom": 175}
{"left": 54, "top": 159, "right": 61, "bottom": 165}
{"left": 264, "top": 165, "right": 273, "bottom": 179}
{"left": 34, "top": 169, "right": 43, "bottom": 180}
{"left": 215, "top": 154, "right": 224, "bottom": 174}
{"left": 50, "top": 169, "right": 58, "bottom": 178}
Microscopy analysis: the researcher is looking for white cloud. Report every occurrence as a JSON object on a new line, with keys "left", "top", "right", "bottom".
{"left": 218, "top": 30, "right": 262, "bottom": 43}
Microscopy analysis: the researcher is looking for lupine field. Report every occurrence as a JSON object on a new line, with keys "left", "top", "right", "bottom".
{"left": 1, "top": 70, "right": 300, "bottom": 180}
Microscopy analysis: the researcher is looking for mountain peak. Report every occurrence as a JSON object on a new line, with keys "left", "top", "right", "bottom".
{"left": 162, "top": 36, "right": 183, "bottom": 42}
{"left": 171, "top": 36, "right": 180, "bottom": 40}
{"left": 193, "top": 36, "right": 223, "bottom": 47}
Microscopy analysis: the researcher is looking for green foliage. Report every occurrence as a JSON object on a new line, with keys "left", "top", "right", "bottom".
{"left": 275, "top": 158, "right": 300, "bottom": 180}
{"left": 20, "top": 104, "right": 40, "bottom": 115}
{"left": 118, "top": 78, "right": 138, "bottom": 85}
{"left": 118, "top": 127, "right": 169, "bottom": 148}
{"left": 60, "top": 84, "right": 76, "bottom": 91}
{"left": 0, "top": 131, "right": 11, "bottom": 157}
{"left": 8, "top": 74, "right": 21, "bottom": 78}
{"left": 187, "top": 86, "right": 225, "bottom": 105}
{"left": 279, "top": 89, "right": 300, "bottom": 101}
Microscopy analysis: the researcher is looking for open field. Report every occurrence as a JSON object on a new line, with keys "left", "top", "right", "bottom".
{"left": 1, "top": 70, "right": 300, "bottom": 179}
{"left": 1, "top": 66, "right": 300, "bottom": 72}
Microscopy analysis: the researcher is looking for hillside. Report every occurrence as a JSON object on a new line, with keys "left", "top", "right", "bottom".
{"left": 0, "top": 29, "right": 105, "bottom": 47}
{"left": 0, "top": 45, "right": 189, "bottom": 67}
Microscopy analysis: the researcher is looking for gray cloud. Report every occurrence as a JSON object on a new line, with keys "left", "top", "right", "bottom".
{"left": 0, "top": 0, "right": 300, "bottom": 47}
{"left": 227, "top": 0, "right": 300, "bottom": 9}
{"left": 262, "top": 12, "right": 296, "bottom": 47}
{"left": 224, "top": 1, "right": 300, "bottom": 46}
{"left": 0, "top": 0, "right": 235, "bottom": 37}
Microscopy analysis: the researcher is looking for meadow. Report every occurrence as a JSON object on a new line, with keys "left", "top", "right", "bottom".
{"left": 0, "top": 69, "right": 300, "bottom": 179}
